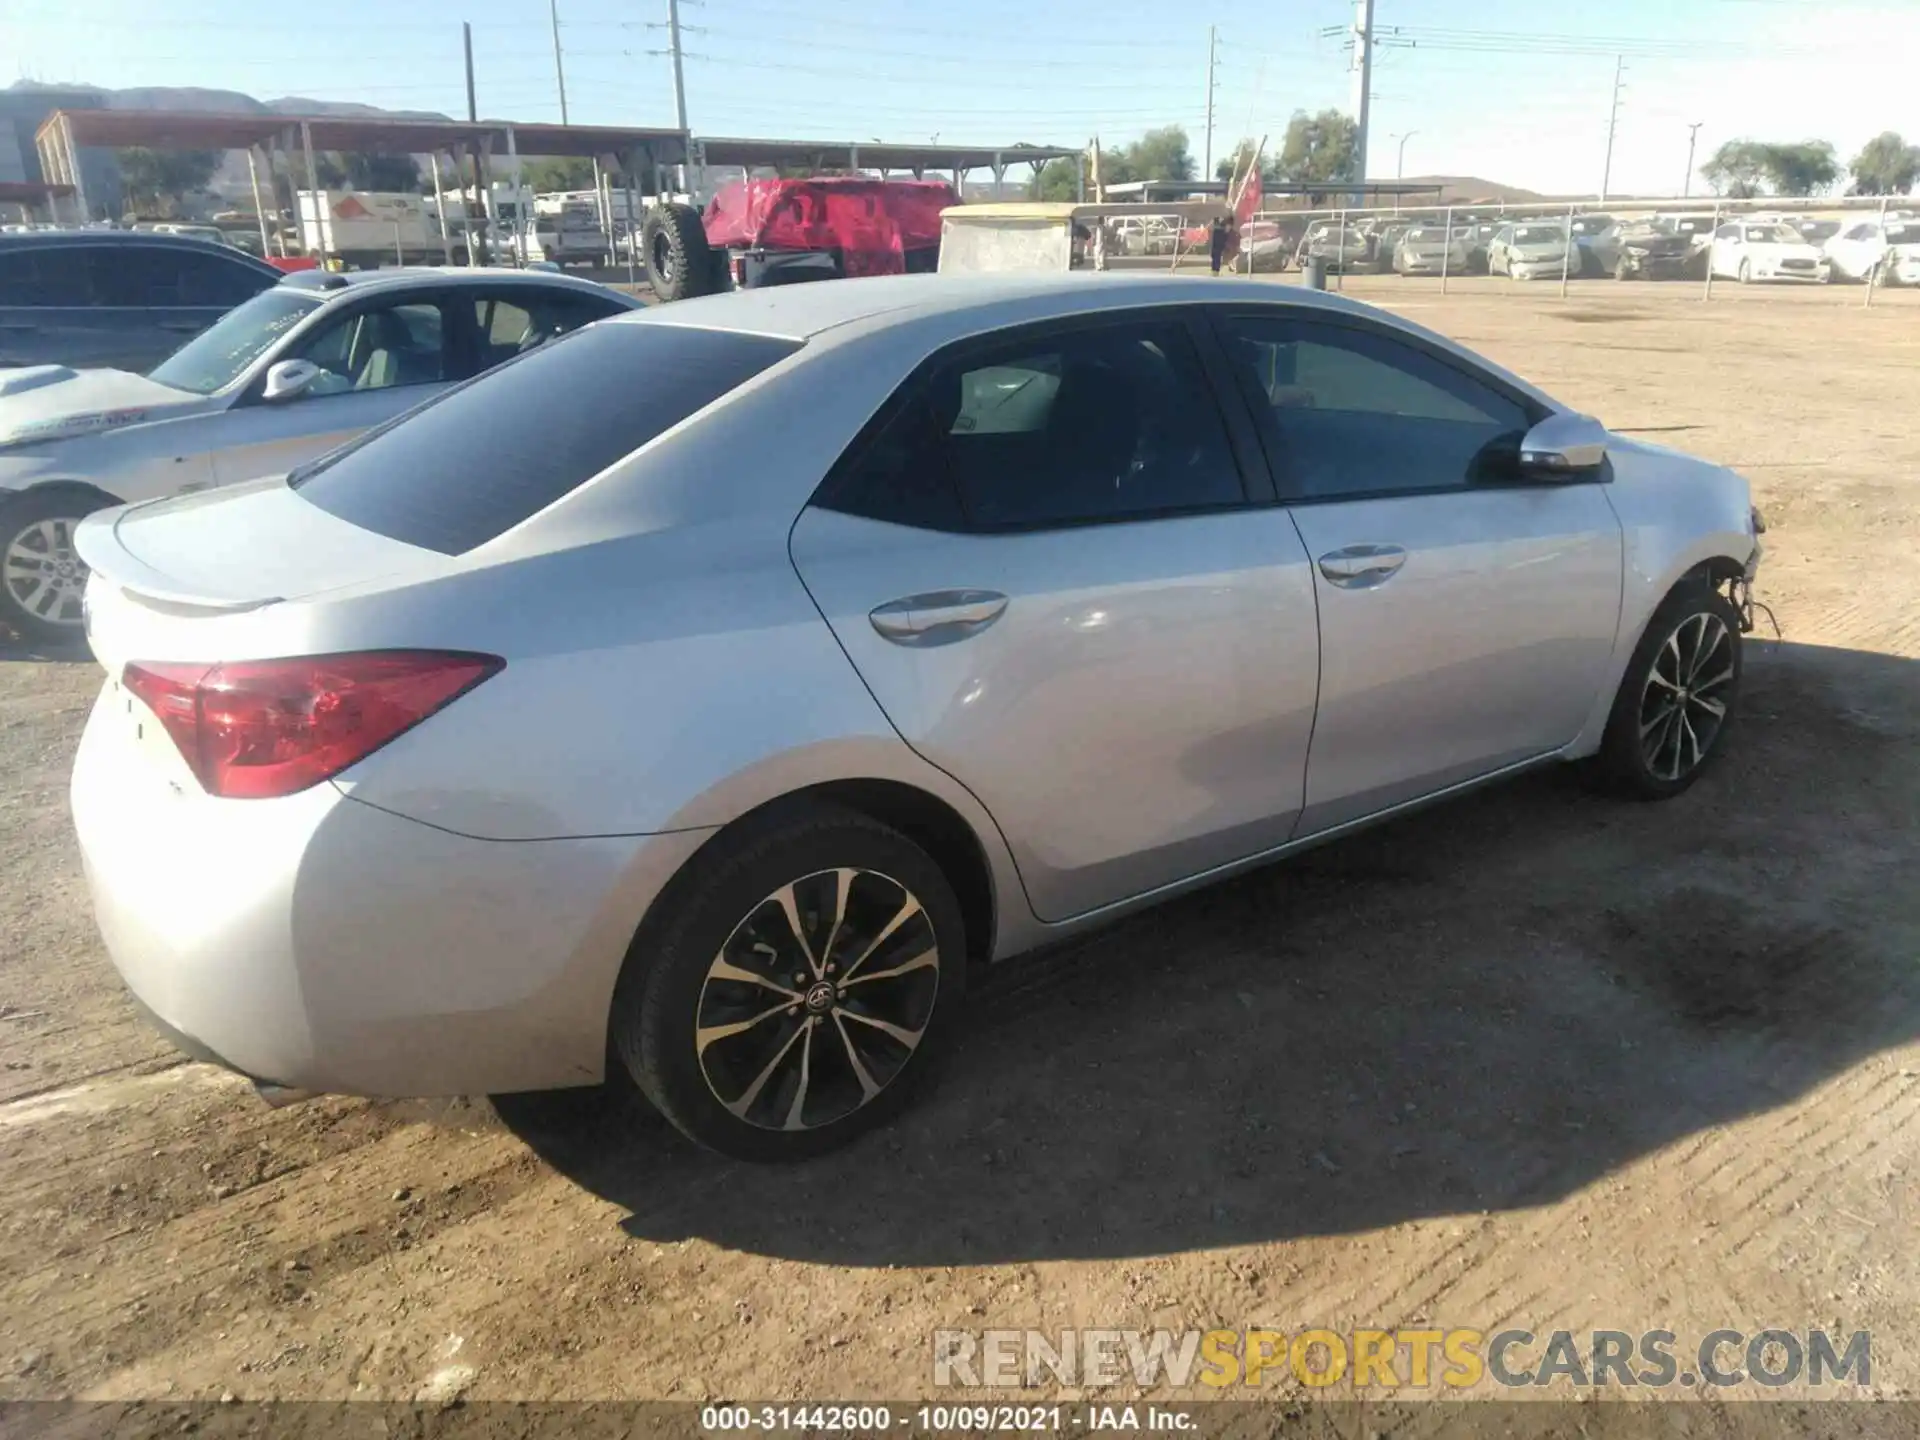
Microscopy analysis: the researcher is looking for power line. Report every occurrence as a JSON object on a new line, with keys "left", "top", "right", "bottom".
{"left": 690, "top": 52, "right": 1201, "bottom": 91}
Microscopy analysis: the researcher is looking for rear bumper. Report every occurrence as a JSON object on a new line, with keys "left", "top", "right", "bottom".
{"left": 71, "top": 680, "right": 713, "bottom": 1096}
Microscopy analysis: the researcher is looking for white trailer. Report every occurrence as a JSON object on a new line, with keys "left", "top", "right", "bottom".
{"left": 297, "top": 190, "right": 442, "bottom": 269}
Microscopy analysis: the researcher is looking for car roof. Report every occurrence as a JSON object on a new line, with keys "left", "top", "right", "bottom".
{"left": 618, "top": 271, "right": 1432, "bottom": 343}
{"left": 274, "top": 265, "right": 637, "bottom": 302}
{"left": 0, "top": 228, "right": 282, "bottom": 278}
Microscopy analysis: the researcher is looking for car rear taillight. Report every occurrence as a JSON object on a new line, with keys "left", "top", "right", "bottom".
{"left": 122, "top": 651, "right": 502, "bottom": 800}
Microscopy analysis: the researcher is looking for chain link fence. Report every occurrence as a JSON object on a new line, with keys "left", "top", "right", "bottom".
{"left": 1178, "top": 194, "right": 1917, "bottom": 309}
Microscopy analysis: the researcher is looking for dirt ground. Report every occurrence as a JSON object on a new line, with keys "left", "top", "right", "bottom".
{"left": 2, "top": 278, "right": 1918, "bottom": 1412}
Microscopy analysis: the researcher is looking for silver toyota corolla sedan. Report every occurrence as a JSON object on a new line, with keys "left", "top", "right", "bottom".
{"left": 70, "top": 273, "right": 1765, "bottom": 1161}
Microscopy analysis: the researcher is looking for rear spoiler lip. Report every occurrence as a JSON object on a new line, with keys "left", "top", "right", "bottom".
{"left": 74, "top": 502, "right": 285, "bottom": 616}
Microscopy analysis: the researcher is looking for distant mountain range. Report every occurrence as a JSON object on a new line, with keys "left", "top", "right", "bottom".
{"left": 6, "top": 78, "right": 450, "bottom": 124}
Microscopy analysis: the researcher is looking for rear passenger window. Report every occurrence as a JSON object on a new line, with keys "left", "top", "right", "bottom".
{"left": 471, "top": 290, "right": 622, "bottom": 370}
{"left": 293, "top": 322, "right": 797, "bottom": 554}
{"left": 822, "top": 318, "right": 1246, "bottom": 532}
{"left": 0, "top": 249, "right": 96, "bottom": 307}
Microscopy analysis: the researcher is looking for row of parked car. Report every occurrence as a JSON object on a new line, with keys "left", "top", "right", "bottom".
{"left": 0, "top": 227, "right": 640, "bottom": 642}
{"left": 1292, "top": 210, "right": 1920, "bottom": 286}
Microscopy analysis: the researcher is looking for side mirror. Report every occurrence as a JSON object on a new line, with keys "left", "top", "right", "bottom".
{"left": 1519, "top": 412, "right": 1609, "bottom": 478}
{"left": 261, "top": 358, "right": 322, "bottom": 403}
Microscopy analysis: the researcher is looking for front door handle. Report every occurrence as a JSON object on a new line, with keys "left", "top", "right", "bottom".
{"left": 1317, "top": 544, "right": 1407, "bottom": 589}
{"left": 869, "top": 589, "right": 1009, "bottom": 647}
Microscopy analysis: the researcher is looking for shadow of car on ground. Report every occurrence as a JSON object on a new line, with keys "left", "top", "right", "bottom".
{"left": 437, "top": 641, "right": 1920, "bottom": 1263}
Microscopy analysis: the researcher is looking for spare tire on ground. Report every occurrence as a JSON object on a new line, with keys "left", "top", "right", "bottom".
{"left": 642, "top": 203, "right": 716, "bottom": 302}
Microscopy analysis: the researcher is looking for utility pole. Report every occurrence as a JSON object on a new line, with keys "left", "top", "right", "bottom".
{"left": 1350, "top": 0, "right": 1375, "bottom": 191}
{"left": 1599, "top": 55, "right": 1626, "bottom": 203}
{"left": 463, "top": 22, "right": 478, "bottom": 123}
{"left": 1203, "top": 26, "right": 1218, "bottom": 181}
{"left": 549, "top": 0, "right": 569, "bottom": 125}
{"left": 666, "top": 0, "right": 689, "bottom": 132}
{"left": 1683, "top": 121, "right": 1704, "bottom": 197}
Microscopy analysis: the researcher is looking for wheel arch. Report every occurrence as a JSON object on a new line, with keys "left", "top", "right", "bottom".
{"left": 3, "top": 478, "right": 125, "bottom": 513}
{"left": 1565, "top": 541, "right": 1754, "bottom": 760}
{"left": 647, "top": 778, "right": 1002, "bottom": 976}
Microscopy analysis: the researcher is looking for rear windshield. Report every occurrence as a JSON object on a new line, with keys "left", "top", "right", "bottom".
{"left": 292, "top": 321, "right": 799, "bottom": 554}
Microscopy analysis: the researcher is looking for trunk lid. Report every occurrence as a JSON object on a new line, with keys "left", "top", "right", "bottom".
{"left": 74, "top": 479, "right": 449, "bottom": 671}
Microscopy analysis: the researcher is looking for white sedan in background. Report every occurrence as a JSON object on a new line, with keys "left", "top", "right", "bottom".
{"left": 1822, "top": 218, "right": 1920, "bottom": 285}
{"left": 0, "top": 267, "right": 637, "bottom": 643}
{"left": 1709, "top": 222, "right": 1831, "bottom": 284}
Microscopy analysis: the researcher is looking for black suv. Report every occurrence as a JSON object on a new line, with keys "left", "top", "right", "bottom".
{"left": 0, "top": 231, "right": 281, "bottom": 372}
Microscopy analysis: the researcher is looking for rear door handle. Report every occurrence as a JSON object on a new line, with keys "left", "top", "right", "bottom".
{"left": 869, "top": 589, "right": 1008, "bottom": 647}
{"left": 1317, "top": 544, "right": 1407, "bottom": 588}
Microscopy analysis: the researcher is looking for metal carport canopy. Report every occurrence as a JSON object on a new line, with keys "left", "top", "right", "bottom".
{"left": 35, "top": 108, "right": 690, "bottom": 163}
{"left": 693, "top": 137, "right": 1079, "bottom": 172}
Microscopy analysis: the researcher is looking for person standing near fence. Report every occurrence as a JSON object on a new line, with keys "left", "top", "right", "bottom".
{"left": 1209, "top": 215, "right": 1230, "bottom": 275}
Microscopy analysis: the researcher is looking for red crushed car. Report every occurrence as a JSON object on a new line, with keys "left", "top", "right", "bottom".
{"left": 640, "top": 176, "right": 957, "bottom": 300}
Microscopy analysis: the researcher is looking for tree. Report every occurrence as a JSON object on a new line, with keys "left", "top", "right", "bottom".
{"left": 1849, "top": 131, "right": 1920, "bottom": 195}
{"left": 1029, "top": 129, "right": 1194, "bottom": 201}
{"left": 1701, "top": 140, "right": 1769, "bottom": 198}
{"left": 1119, "top": 126, "right": 1195, "bottom": 184}
{"left": 1215, "top": 137, "right": 1282, "bottom": 185}
{"left": 1030, "top": 156, "right": 1082, "bottom": 201}
{"left": 1702, "top": 138, "right": 1839, "bottom": 197}
{"left": 311, "top": 152, "right": 422, "bottom": 191}
{"left": 116, "top": 147, "right": 220, "bottom": 216}
{"left": 1275, "top": 110, "right": 1359, "bottom": 187}
{"left": 1762, "top": 140, "right": 1838, "bottom": 196}
{"left": 520, "top": 156, "right": 599, "bottom": 193}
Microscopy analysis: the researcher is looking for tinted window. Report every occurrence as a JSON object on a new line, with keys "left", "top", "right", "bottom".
{"left": 176, "top": 250, "right": 274, "bottom": 306}
{"left": 0, "top": 248, "right": 96, "bottom": 307}
{"left": 293, "top": 299, "right": 448, "bottom": 394}
{"left": 823, "top": 319, "right": 1245, "bottom": 532}
{"left": 90, "top": 246, "right": 268, "bottom": 307}
{"left": 1217, "top": 315, "right": 1534, "bottom": 501}
{"left": 471, "top": 288, "right": 623, "bottom": 370}
{"left": 293, "top": 322, "right": 798, "bottom": 554}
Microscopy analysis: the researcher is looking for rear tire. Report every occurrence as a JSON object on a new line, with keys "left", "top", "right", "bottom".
{"left": 0, "top": 488, "right": 105, "bottom": 647}
{"left": 1594, "top": 583, "right": 1743, "bottom": 801}
{"left": 610, "top": 804, "right": 968, "bottom": 1161}
{"left": 641, "top": 202, "right": 715, "bottom": 302}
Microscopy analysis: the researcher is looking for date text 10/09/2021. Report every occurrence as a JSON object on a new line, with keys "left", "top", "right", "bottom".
{"left": 701, "top": 1406, "right": 1194, "bottom": 1432}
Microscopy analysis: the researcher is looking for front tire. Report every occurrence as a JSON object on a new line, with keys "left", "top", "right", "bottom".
{"left": 1595, "top": 584, "right": 1743, "bottom": 800}
{"left": 611, "top": 805, "right": 967, "bottom": 1161}
{"left": 1, "top": 490, "right": 100, "bottom": 646}
{"left": 1737, "top": 259, "right": 1752, "bottom": 284}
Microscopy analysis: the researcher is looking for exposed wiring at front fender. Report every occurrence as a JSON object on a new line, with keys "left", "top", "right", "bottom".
{"left": 1727, "top": 576, "right": 1780, "bottom": 643}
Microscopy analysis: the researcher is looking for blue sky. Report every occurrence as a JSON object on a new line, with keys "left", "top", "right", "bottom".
{"left": 3, "top": 0, "right": 1912, "bottom": 194}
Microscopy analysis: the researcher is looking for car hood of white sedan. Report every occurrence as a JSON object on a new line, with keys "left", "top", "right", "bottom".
{"left": 1746, "top": 242, "right": 1822, "bottom": 261}
{"left": 0, "top": 366, "right": 214, "bottom": 450}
